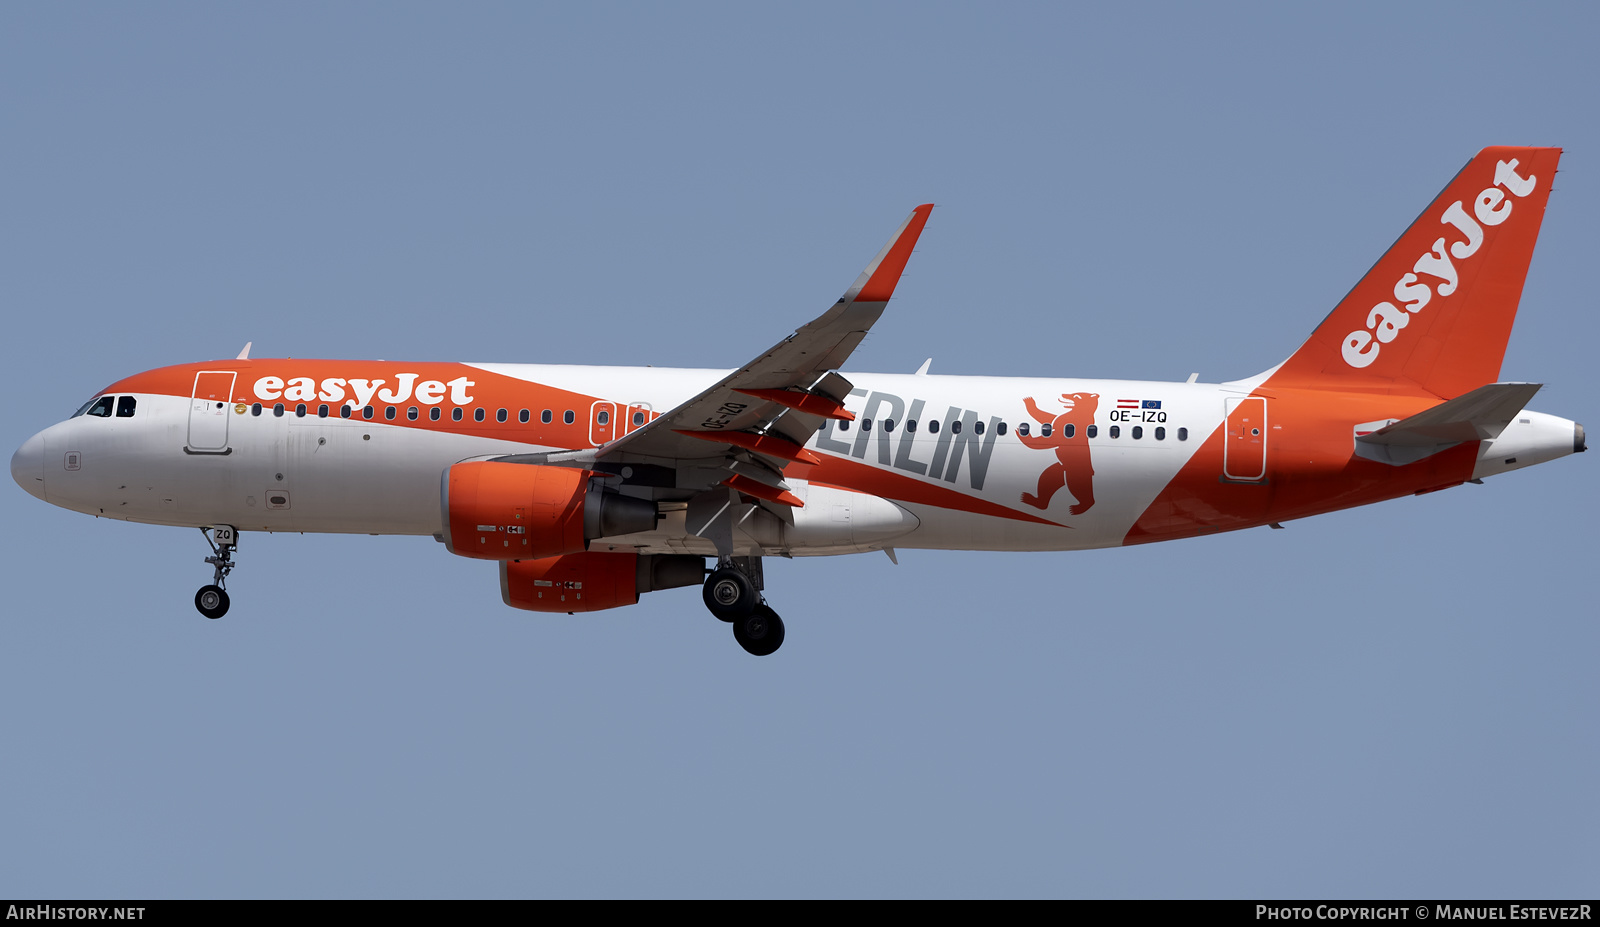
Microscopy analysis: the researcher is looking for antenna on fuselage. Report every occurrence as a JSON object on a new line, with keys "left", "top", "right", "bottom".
{"left": 236, "top": 342, "right": 253, "bottom": 360}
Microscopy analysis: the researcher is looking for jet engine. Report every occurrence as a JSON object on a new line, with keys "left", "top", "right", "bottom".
{"left": 500, "top": 551, "right": 706, "bottom": 613}
{"left": 441, "top": 461, "right": 658, "bottom": 560}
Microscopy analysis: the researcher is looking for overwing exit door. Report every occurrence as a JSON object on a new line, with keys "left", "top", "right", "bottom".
{"left": 590, "top": 401, "right": 617, "bottom": 447}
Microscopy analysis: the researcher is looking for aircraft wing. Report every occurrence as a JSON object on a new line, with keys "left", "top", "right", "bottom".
{"left": 594, "top": 204, "right": 934, "bottom": 505}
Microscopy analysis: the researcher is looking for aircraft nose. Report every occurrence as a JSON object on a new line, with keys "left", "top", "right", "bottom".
{"left": 12, "top": 431, "right": 45, "bottom": 500}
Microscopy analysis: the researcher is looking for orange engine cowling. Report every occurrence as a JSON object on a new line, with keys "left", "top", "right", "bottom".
{"left": 501, "top": 551, "right": 706, "bottom": 613}
{"left": 441, "top": 461, "right": 657, "bottom": 561}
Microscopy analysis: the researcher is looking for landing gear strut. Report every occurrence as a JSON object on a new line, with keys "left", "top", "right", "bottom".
{"left": 196, "top": 525, "right": 237, "bottom": 620}
{"left": 702, "top": 557, "right": 785, "bottom": 656}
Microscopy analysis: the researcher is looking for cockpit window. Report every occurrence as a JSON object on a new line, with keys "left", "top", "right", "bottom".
{"left": 72, "top": 397, "right": 100, "bottom": 417}
{"left": 85, "top": 396, "right": 114, "bottom": 418}
{"left": 116, "top": 396, "right": 137, "bottom": 418}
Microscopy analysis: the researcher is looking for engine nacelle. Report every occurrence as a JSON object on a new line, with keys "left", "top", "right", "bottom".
{"left": 441, "top": 461, "right": 658, "bottom": 560}
{"left": 500, "top": 551, "right": 706, "bottom": 613}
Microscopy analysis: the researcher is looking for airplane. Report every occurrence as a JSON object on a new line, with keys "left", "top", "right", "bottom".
{"left": 10, "top": 146, "right": 1584, "bottom": 656}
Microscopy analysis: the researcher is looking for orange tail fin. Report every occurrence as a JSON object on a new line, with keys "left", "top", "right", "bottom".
{"left": 1270, "top": 147, "right": 1560, "bottom": 398}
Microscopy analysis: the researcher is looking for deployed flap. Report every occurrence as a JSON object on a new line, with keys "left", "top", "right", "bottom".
{"left": 597, "top": 204, "right": 934, "bottom": 486}
{"left": 1361, "top": 382, "right": 1542, "bottom": 446}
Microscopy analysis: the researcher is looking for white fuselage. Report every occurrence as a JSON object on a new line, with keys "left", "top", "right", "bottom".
{"left": 13, "top": 362, "right": 1580, "bottom": 559}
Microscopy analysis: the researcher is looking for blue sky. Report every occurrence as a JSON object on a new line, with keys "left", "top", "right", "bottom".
{"left": 2, "top": 3, "right": 1596, "bottom": 898}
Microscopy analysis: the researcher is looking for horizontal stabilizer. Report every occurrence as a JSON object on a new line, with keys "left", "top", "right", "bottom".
{"left": 1354, "top": 382, "right": 1541, "bottom": 465}
{"left": 1363, "top": 382, "right": 1542, "bottom": 445}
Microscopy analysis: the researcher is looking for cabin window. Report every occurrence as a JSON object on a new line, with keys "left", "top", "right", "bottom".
{"left": 474, "top": 408, "right": 486, "bottom": 422}
{"left": 1155, "top": 426, "right": 1166, "bottom": 440}
{"left": 519, "top": 409, "right": 530, "bottom": 424}
{"left": 251, "top": 402, "right": 263, "bottom": 416}
{"left": 563, "top": 410, "right": 574, "bottom": 425}
{"left": 1132, "top": 425, "right": 1143, "bottom": 439}
{"left": 382, "top": 406, "right": 394, "bottom": 421}
{"left": 271, "top": 402, "right": 284, "bottom": 417}
{"left": 633, "top": 411, "right": 645, "bottom": 426}
{"left": 318, "top": 404, "right": 329, "bottom": 418}
{"left": 839, "top": 420, "right": 850, "bottom": 432}
{"left": 430, "top": 407, "right": 441, "bottom": 421}
{"left": 452, "top": 407, "right": 463, "bottom": 422}
{"left": 1087, "top": 424, "right": 1098, "bottom": 438}
{"left": 970, "top": 421, "right": 982, "bottom": 435}
{"left": 362, "top": 406, "right": 374, "bottom": 420}
{"left": 407, "top": 407, "right": 419, "bottom": 421}
{"left": 927, "top": 419, "right": 938, "bottom": 434}
{"left": 862, "top": 419, "right": 872, "bottom": 432}
{"left": 497, "top": 408, "right": 508, "bottom": 423}
{"left": 1109, "top": 425, "right": 1120, "bottom": 438}
{"left": 952, "top": 420, "right": 964, "bottom": 435}
{"left": 596, "top": 409, "right": 609, "bottom": 425}
{"left": 1040, "top": 423, "right": 1052, "bottom": 437}
{"left": 906, "top": 419, "right": 917, "bottom": 433}
{"left": 1063, "top": 423, "right": 1075, "bottom": 438}
{"left": 116, "top": 396, "right": 137, "bottom": 418}
{"left": 340, "top": 405, "right": 352, "bottom": 419}
{"left": 542, "top": 410, "right": 552, "bottom": 424}
{"left": 295, "top": 403, "right": 307, "bottom": 418}
{"left": 883, "top": 419, "right": 894, "bottom": 433}
{"left": 1017, "top": 422, "right": 1029, "bottom": 436}
{"left": 997, "top": 422, "right": 1007, "bottom": 435}
{"left": 1178, "top": 427, "right": 1188, "bottom": 441}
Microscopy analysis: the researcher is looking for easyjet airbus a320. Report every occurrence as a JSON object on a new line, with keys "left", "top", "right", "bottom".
{"left": 11, "top": 147, "right": 1584, "bottom": 655}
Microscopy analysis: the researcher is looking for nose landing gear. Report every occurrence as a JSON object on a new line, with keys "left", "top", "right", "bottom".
{"left": 703, "top": 557, "right": 785, "bottom": 656}
{"left": 196, "top": 525, "right": 237, "bottom": 619}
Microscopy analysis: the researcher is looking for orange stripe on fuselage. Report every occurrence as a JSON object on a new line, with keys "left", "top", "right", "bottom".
{"left": 101, "top": 360, "right": 650, "bottom": 448}
{"left": 1125, "top": 388, "right": 1478, "bottom": 544}
{"left": 789, "top": 454, "right": 1065, "bottom": 527}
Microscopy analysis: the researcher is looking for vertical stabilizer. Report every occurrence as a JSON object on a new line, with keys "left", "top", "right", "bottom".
{"left": 1270, "top": 147, "right": 1560, "bottom": 398}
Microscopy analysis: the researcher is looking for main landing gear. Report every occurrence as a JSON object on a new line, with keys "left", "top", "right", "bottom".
{"left": 703, "top": 557, "right": 784, "bottom": 656}
{"left": 195, "top": 525, "right": 237, "bottom": 620}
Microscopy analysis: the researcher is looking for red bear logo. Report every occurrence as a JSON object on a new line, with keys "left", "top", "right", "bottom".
{"left": 1019, "top": 393, "right": 1099, "bottom": 515}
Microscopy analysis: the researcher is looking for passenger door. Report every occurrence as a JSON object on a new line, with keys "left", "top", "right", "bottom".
{"left": 1223, "top": 396, "right": 1267, "bottom": 481}
{"left": 187, "top": 371, "right": 237, "bottom": 453}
